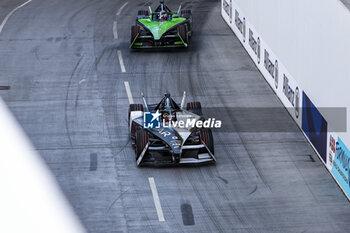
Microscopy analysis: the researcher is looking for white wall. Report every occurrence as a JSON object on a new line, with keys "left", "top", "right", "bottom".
{"left": 233, "top": 0, "right": 350, "bottom": 145}
{"left": 222, "top": 0, "right": 350, "bottom": 199}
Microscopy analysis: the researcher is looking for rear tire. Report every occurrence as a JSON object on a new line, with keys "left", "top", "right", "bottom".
{"left": 180, "top": 10, "right": 192, "bottom": 19}
{"left": 200, "top": 128, "right": 214, "bottom": 155}
{"left": 187, "top": 102, "right": 202, "bottom": 116}
{"left": 135, "top": 128, "right": 148, "bottom": 160}
{"left": 137, "top": 10, "right": 149, "bottom": 19}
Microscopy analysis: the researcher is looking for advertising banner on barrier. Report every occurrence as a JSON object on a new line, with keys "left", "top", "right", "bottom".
{"left": 222, "top": 0, "right": 350, "bottom": 199}
{"left": 302, "top": 92, "right": 328, "bottom": 162}
{"left": 331, "top": 138, "right": 350, "bottom": 196}
{"left": 222, "top": 0, "right": 232, "bottom": 24}
{"left": 220, "top": 0, "right": 302, "bottom": 127}
{"left": 327, "top": 132, "right": 337, "bottom": 171}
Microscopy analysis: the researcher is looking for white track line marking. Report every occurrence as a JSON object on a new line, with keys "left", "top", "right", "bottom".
{"left": 113, "top": 21, "right": 118, "bottom": 39}
{"left": 124, "top": 81, "right": 134, "bottom": 104}
{"left": 117, "top": 50, "right": 126, "bottom": 73}
{"left": 116, "top": 2, "right": 128, "bottom": 16}
{"left": 0, "top": 0, "right": 32, "bottom": 34}
{"left": 148, "top": 177, "right": 165, "bottom": 222}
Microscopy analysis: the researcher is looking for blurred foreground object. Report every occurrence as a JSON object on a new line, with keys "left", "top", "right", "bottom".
{"left": 0, "top": 98, "right": 85, "bottom": 233}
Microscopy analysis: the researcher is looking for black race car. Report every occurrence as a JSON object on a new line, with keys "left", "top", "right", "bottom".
{"left": 128, "top": 92, "right": 216, "bottom": 166}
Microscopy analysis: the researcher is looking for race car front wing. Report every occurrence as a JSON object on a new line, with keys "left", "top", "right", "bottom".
{"left": 136, "top": 142, "right": 216, "bottom": 166}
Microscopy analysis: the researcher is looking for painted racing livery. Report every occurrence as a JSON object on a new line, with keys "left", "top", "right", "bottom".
{"left": 128, "top": 92, "right": 216, "bottom": 166}
{"left": 130, "top": 0, "right": 193, "bottom": 48}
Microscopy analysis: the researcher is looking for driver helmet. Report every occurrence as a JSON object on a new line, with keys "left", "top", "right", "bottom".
{"left": 162, "top": 110, "right": 176, "bottom": 121}
{"left": 162, "top": 94, "right": 176, "bottom": 121}
{"left": 164, "top": 96, "right": 172, "bottom": 108}
{"left": 160, "top": 10, "right": 167, "bottom": 20}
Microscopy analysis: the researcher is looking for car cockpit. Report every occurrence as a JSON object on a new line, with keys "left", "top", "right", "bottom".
{"left": 151, "top": 0, "right": 175, "bottom": 21}
{"left": 155, "top": 93, "right": 180, "bottom": 121}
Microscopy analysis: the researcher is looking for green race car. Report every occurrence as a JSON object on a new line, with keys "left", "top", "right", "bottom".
{"left": 130, "top": 0, "right": 193, "bottom": 49}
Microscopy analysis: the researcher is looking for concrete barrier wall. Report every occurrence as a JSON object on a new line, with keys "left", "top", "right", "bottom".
{"left": 222, "top": 0, "right": 350, "bottom": 199}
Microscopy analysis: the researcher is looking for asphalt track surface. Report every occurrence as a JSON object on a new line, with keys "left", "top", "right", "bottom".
{"left": 1, "top": 0, "right": 350, "bottom": 232}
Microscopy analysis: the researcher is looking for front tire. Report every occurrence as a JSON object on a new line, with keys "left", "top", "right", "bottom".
{"left": 178, "top": 24, "right": 189, "bottom": 45}
{"left": 130, "top": 25, "right": 140, "bottom": 44}
{"left": 181, "top": 9, "right": 193, "bottom": 36}
{"left": 128, "top": 104, "right": 143, "bottom": 139}
{"left": 200, "top": 128, "right": 214, "bottom": 155}
{"left": 135, "top": 128, "right": 148, "bottom": 160}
